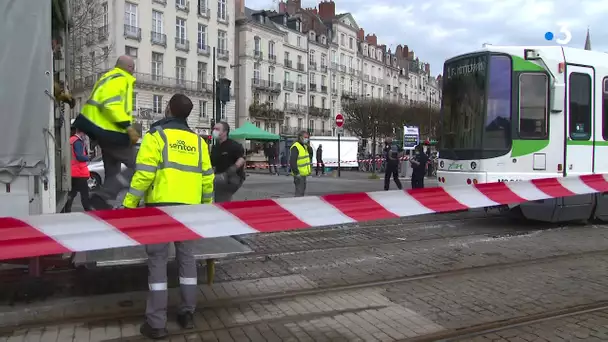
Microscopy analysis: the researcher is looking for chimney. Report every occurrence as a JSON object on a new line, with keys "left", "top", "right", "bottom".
{"left": 235, "top": 0, "right": 245, "bottom": 18}
{"left": 318, "top": 0, "right": 336, "bottom": 20}
{"left": 357, "top": 28, "right": 365, "bottom": 41}
{"left": 403, "top": 45, "right": 409, "bottom": 59}
{"left": 278, "top": 1, "right": 287, "bottom": 13}
{"left": 584, "top": 28, "right": 591, "bottom": 51}
{"left": 395, "top": 45, "right": 402, "bottom": 57}
{"left": 365, "top": 34, "right": 377, "bottom": 46}
{"left": 425, "top": 64, "right": 430, "bottom": 73}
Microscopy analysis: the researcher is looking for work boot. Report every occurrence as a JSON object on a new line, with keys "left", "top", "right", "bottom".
{"left": 140, "top": 322, "right": 168, "bottom": 340}
{"left": 89, "top": 194, "right": 112, "bottom": 210}
{"left": 177, "top": 312, "right": 194, "bottom": 329}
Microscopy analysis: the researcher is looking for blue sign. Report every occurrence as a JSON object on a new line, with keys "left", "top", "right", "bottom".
{"left": 403, "top": 126, "right": 420, "bottom": 150}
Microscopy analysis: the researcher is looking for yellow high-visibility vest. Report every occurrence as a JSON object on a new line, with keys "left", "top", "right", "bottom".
{"left": 290, "top": 141, "right": 312, "bottom": 177}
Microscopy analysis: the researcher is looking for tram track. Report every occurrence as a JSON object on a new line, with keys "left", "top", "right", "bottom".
{"left": 2, "top": 247, "right": 608, "bottom": 336}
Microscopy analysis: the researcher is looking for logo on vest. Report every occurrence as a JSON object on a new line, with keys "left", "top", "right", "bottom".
{"left": 169, "top": 140, "right": 197, "bottom": 153}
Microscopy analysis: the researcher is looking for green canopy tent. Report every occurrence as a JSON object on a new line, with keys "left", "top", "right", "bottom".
{"left": 230, "top": 121, "right": 280, "bottom": 140}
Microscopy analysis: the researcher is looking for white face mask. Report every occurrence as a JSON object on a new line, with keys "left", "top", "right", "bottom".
{"left": 303, "top": 138, "right": 309, "bottom": 144}
{"left": 212, "top": 130, "right": 220, "bottom": 138}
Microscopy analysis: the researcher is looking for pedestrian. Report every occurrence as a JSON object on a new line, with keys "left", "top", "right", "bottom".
{"left": 410, "top": 144, "right": 429, "bottom": 189}
{"left": 280, "top": 152, "right": 288, "bottom": 175}
{"left": 289, "top": 131, "right": 312, "bottom": 197}
{"left": 316, "top": 144, "right": 325, "bottom": 176}
{"left": 267, "top": 141, "right": 278, "bottom": 175}
{"left": 383, "top": 137, "right": 403, "bottom": 191}
{"left": 73, "top": 55, "right": 140, "bottom": 210}
{"left": 211, "top": 122, "right": 246, "bottom": 203}
{"left": 61, "top": 123, "right": 92, "bottom": 213}
{"left": 121, "top": 94, "right": 214, "bottom": 340}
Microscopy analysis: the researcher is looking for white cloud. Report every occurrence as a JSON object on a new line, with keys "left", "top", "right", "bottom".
{"left": 245, "top": 0, "right": 603, "bottom": 75}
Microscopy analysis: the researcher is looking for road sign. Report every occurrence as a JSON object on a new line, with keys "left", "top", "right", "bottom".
{"left": 336, "top": 127, "right": 344, "bottom": 135}
{"left": 335, "top": 113, "right": 344, "bottom": 128}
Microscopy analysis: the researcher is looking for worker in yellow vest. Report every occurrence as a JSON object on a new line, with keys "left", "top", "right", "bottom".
{"left": 289, "top": 131, "right": 312, "bottom": 197}
{"left": 73, "top": 56, "right": 140, "bottom": 210}
{"left": 122, "top": 94, "right": 214, "bottom": 339}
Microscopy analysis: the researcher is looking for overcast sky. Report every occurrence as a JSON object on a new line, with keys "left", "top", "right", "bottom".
{"left": 246, "top": 0, "right": 607, "bottom": 76}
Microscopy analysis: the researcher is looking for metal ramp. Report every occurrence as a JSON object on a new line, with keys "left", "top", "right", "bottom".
{"left": 72, "top": 237, "right": 252, "bottom": 284}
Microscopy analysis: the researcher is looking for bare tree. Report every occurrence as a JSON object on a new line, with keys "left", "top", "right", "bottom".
{"left": 68, "top": 0, "right": 114, "bottom": 82}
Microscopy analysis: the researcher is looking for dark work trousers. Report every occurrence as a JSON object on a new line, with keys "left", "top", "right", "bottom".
{"left": 97, "top": 143, "right": 137, "bottom": 202}
{"left": 316, "top": 161, "right": 325, "bottom": 176}
{"left": 213, "top": 173, "right": 242, "bottom": 203}
{"left": 384, "top": 164, "right": 402, "bottom": 191}
{"left": 411, "top": 177, "right": 425, "bottom": 189}
{"left": 62, "top": 177, "right": 92, "bottom": 212}
{"left": 294, "top": 175, "right": 307, "bottom": 197}
{"left": 268, "top": 157, "right": 277, "bottom": 174}
{"left": 145, "top": 241, "right": 198, "bottom": 329}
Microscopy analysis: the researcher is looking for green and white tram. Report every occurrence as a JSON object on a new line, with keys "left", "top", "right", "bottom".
{"left": 437, "top": 45, "right": 608, "bottom": 222}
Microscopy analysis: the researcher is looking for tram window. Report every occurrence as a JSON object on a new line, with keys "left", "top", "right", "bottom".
{"left": 519, "top": 73, "right": 548, "bottom": 139}
{"left": 603, "top": 78, "right": 608, "bottom": 140}
{"left": 569, "top": 73, "right": 592, "bottom": 140}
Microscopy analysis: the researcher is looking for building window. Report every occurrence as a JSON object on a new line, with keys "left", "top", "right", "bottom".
{"left": 218, "top": 66, "right": 226, "bottom": 78}
{"left": 125, "top": 46, "right": 138, "bottom": 58}
{"left": 217, "top": 30, "right": 227, "bottom": 51}
{"left": 297, "top": 95, "right": 302, "bottom": 105}
{"left": 153, "top": 95, "right": 163, "bottom": 114}
{"left": 197, "top": 61, "right": 207, "bottom": 86}
{"left": 284, "top": 71, "right": 290, "bottom": 82}
{"left": 310, "top": 95, "right": 315, "bottom": 106}
{"left": 176, "top": 17, "right": 186, "bottom": 43}
{"left": 175, "top": 57, "right": 186, "bottom": 83}
{"left": 199, "top": 100, "right": 207, "bottom": 117}
{"left": 124, "top": 2, "right": 138, "bottom": 30}
{"left": 321, "top": 97, "right": 326, "bottom": 108}
{"left": 152, "top": 10, "right": 163, "bottom": 33}
{"left": 151, "top": 52, "right": 163, "bottom": 80}
{"left": 349, "top": 37, "right": 353, "bottom": 49}
{"left": 253, "top": 62, "right": 260, "bottom": 81}
{"left": 268, "top": 66, "right": 275, "bottom": 83}
{"left": 569, "top": 73, "right": 592, "bottom": 140}
{"left": 297, "top": 36, "right": 301, "bottom": 47}
{"left": 340, "top": 33, "right": 345, "bottom": 45}
{"left": 197, "top": 24, "right": 207, "bottom": 50}
{"left": 102, "top": 2, "right": 108, "bottom": 26}
{"left": 254, "top": 36, "right": 261, "bottom": 53}
{"left": 217, "top": 0, "right": 226, "bottom": 20}
{"left": 220, "top": 103, "right": 226, "bottom": 119}
{"left": 198, "top": 0, "right": 208, "bottom": 12}
{"left": 297, "top": 118, "right": 303, "bottom": 130}
{"left": 268, "top": 41, "right": 275, "bottom": 57}
{"left": 309, "top": 119, "right": 314, "bottom": 131}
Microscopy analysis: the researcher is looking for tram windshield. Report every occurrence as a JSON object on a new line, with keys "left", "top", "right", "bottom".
{"left": 439, "top": 53, "right": 512, "bottom": 160}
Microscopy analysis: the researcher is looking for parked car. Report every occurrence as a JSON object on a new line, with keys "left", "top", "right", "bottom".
{"left": 87, "top": 141, "right": 141, "bottom": 190}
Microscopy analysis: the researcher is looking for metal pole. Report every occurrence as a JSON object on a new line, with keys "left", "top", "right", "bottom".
{"left": 337, "top": 132, "right": 341, "bottom": 177}
{"left": 372, "top": 121, "right": 377, "bottom": 174}
{"left": 212, "top": 47, "right": 217, "bottom": 146}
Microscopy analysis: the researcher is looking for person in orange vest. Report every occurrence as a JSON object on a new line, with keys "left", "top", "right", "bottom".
{"left": 62, "top": 123, "right": 92, "bottom": 213}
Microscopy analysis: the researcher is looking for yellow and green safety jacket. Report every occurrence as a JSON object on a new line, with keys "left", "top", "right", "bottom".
{"left": 290, "top": 141, "right": 312, "bottom": 177}
{"left": 73, "top": 67, "right": 136, "bottom": 146}
{"left": 122, "top": 118, "right": 215, "bottom": 208}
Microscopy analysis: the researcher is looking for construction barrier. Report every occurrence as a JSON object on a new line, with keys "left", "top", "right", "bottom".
{"left": 248, "top": 156, "right": 411, "bottom": 169}
{"left": 1, "top": 174, "right": 607, "bottom": 261}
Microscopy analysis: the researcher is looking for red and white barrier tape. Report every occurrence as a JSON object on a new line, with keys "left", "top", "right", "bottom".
{"left": 0, "top": 174, "right": 607, "bottom": 261}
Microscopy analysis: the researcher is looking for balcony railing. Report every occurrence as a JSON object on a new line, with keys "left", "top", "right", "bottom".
{"left": 284, "top": 59, "right": 293, "bottom": 68}
{"left": 280, "top": 126, "right": 300, "bottom": 136}
{"left": 197, "top": 44, "right": 210, "bottom": 56}
{"left": 308, "top": 106, "right": 331, "bottom": 118}
{"left": 309, "top": 83, "right": 317, "bottom": 91}
{"left": 331, "top": 62, "right": 339, "bottom": 70}
{"left": 363, "top": 74, "right": 370, "bottom": 81}
{"left": 151, "top": 32, "right": 167, "bottom": 46}
{"left": 297, "top": 63, "right": 305, "bottom": 71}
{"left": 198, "top": 7, "right": 211, "bottom": 18}
{"left": 349, "top": 67, "right": 355, "bottom": 74}
{"left": 284, "top": 103, "right": 306, "bottom": 113}
{"left": 153, "top": 0, "right": 167, "bottom": 5}
{"left": 341, "top": 91, "right": 358, "bottom": 99}
{"left": 309, "top": 129, "right": 333, "bottom": 137}
{"left": 320, "top": 65, "right": 328, "bottom": 73}
{"left": 371, "top": 76, "right": 377, "bottom": 83}
{"left": 175, "top": 0, "right": 190, "bottom": 12}
{"left": 98, "top": 25, "right": 109, "bottom": 41}
{"left": 124, "top": 24, "right": 141, "bottom": 41}
{"left": 283, "top": 81, "right": 294, "bottom": 91}
{"left": 175, "top": 38, "right": 190, "bottom": 52}
{"left": 268, "top": 54, "right": 277, "bottom": 63}
{"left": 331, "top": 87, "right": 338, "bottom": 95}
{"left": 217, "top": 48, "right": 229, "bottom": 60}
{"left": 254, "top": 50, "right": 263, "bottom": 59}
{"left": 251, "top": 78, "right": 281, "bottom": 93}
{"left": 321, "top": 85, "right": 328, "bottom": 93}
{"left": 296, "top": 83, "right": 306, "bottom": 93}
{"left": 309, "top": 62, "right": 317, "bottom": 70}
{"left": 339, "top": 65, "right": 346, "bottom": 72}
{"left": 74, "top": 70, "right": 212, "bottom": 94}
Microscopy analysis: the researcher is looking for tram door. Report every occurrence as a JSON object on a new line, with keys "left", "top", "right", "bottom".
{"left": 565, "top": 65, "right": 594, "bottom": 177}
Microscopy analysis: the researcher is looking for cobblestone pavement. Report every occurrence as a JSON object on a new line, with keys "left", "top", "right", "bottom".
{"left": 451, "top": 309, "right": 608, "bottom": 341}
{"left": 3, "top": 248, "right": 608, "bottom": 341}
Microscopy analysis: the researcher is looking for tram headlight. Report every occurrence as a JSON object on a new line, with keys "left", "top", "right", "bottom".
{"left": 440, "top": 160, "right": 444, "bottom": 168}
{"left": 470, "top": 162, "right": 477, "bottom": 170}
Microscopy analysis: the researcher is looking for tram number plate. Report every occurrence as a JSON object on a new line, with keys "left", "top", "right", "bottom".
{"left": 497, "top": 178, "right": 522, "bottom": 183}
